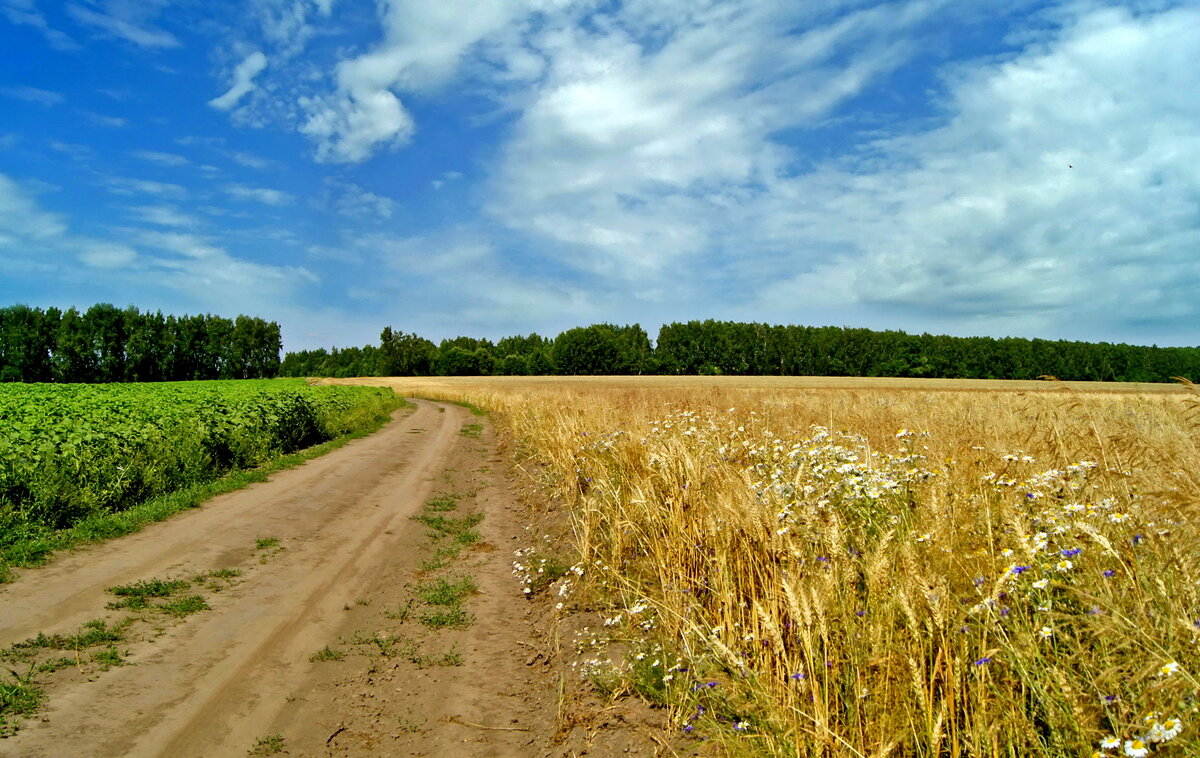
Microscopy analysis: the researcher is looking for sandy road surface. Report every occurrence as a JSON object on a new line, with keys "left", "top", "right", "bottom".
{"left": 0, "top": 399, "right": 561, "bottom": 757}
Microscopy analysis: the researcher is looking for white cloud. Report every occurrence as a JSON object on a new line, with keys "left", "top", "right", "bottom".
{"left": 485, "top": 1, "right": 938, "bottom": 277}
{"left": 300, "top": 0, "right": 530, "bottom": 163}
{"left": 224, "top": 150, "right": 272, "bottom": 169}
{"left": 66, "top": 1, "right": 180, "bottom": 48}
{"left": 105, "top": 176, "right": 187, "bottom": 197}
{"left": 79, "top": 241, "right": 138, "bottom": 268}
{"left": 431, "top": 171, "right": 463, "bottom": 190}
{"left": 1, "top": 0, "right": 80, "bottom": 50}
{"left": 225, "top": 183, "right": 294, "bottom": 206}
{"left": 749, "top": 4, "right": 1200, "bottom": 339}
{"left": 82, "top": 111, "right": 127, "bottom": 128}
{"left": 130, "top": 149, "right": 189, "bottom": 167}
{"left": 0, "top": 173, "right": 68, "bottom": 243}
{"left": 324, "top": 179, "right": 395, "bottom": 219}
{"left": 0, "top": 86, "right": 64, "bottom": 106}
{"left": 209, "top": 51, "right": 269, "bottom": 111}
{"left": 250, "top": 0, "right": 340, "bottom": 59}
{"left": 133, "top": 231, "right": 319, "bottom": 308}
{"left": 333, "top": 227, "right": 596, "bottom": 338}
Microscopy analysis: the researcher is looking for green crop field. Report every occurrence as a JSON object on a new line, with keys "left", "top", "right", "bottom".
{"left": 0, "top": 380, "right": 400, "bottom": 571}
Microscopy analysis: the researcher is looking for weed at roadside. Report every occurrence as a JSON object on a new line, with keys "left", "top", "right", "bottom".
{"left": 0, "top": 669, "right": 43, "bottom": 737}
{"left": 106, "top": 577, "right": 191, "bottom": 610}
{"left": 419, "top": 606, "right": 472, "bottom": 630}
{"left": 460, "top": 422, "right": 483, "bottom": 438}
{"left": 415, "top": 576, "right": 477, "bottom": 606}
{"left": 255, "top": 536, "right": 284, "bottom": 563}
{"left": 309, "top": 645, "right": 346, "bottom": 662}
{"left": 158, "top": 594, "right": 210, "bottom": 617}
{"left": 248, "top": 733, "right": 286, "bottom": 755}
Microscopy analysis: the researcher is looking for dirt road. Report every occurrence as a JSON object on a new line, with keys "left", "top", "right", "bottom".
{"left": 0, "top": 400, "right": 562, "bottom": 757}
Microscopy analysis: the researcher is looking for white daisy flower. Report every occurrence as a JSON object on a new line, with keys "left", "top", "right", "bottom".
{"left": 1123, "top": 738, "right": 1149, "bottom": 757}
{"left": 1158, "top": 717, "right": 1182, "bottom": 741}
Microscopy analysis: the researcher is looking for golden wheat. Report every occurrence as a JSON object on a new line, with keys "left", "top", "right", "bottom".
{"left": 340, "top": 376, "right": 1200, "bottom": 757}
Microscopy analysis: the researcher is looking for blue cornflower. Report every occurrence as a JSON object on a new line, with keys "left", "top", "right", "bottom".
{"left": 683, "top": 724, "right": 694, "bottom": 733}
{"left": 855, "top": 610, "right": 865, "bottom": 617}
{"left": 1061, "top": 548, "right": 1082, "bottom": 557}
{"left": 973, "top": 657, "right": 992, "bottom": 666}
{"left": 1133, "top": 534, "right": 1145, "bottom": 544}
{"left": 1103, "top": 569, "right": 1116, "bottom": 577}
{"left": 789, "top": 672, "right": 805, "bottom": 681}
{"left": 1011, "top": 565, "right": 1031, "bottom": 575}
{"left": 973, "top": 577, "right": 986, "bottom": 587}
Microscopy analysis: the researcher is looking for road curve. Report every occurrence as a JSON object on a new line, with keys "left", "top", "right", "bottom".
{"left": 0, "top": 399, "right": 487, "bottom": 757}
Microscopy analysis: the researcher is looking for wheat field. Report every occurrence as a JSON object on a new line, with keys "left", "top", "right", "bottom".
{"left": 337, "top": 376, "right": 1199, "bottom": 757}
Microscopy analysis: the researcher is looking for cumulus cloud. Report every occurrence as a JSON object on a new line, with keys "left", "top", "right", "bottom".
{"left": 484, "top": 1, "right": 941, "bottom": 278}
{"left": 209, "top": 51, "right": 269, "bottom": 111}
{"left": 300, "top": 0, "right": 529, "bottom": 162}
{"left": 250, "top": 0, "right": 339, "bottom": 59}
{"left": 66, "top": 1, "right": 180, "bottom": 48}
{"left": 225, "top": 183, "right": 294, "bottom": 206}
{"left": 749, "top": 4, "right": 1200, "bottom": 341}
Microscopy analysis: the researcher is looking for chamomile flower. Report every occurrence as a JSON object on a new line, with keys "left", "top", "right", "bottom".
{"left": 1153, "top": 717, "right": 1182, "bottom": 742}
{"left": 1056, "top": 559, "right": 1074, "bottom": 572}
{"left": 1123, "top": 738, "right": 1149, "bottom": 757}
{"left": 1157, "top": 660, "right": 1180, "bottom": 677}
{"left": 1037, "top": 626, "right": 1053, "bottom": 639}
{"left": 1033, "top": 579, "right": 1049, "bottom": 589}
{"left": 1100, "top": 736, "right": 1120, "bottom": 749}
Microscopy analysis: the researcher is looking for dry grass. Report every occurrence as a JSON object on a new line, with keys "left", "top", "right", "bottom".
{"left": 337, "top": 376, "right": 1200, "bottom": 756}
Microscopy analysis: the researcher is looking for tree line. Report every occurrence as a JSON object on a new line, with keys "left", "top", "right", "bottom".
{"left": 0, "top": 304, "right": 281, "bottom": 382}
{"left": 280, "top": 320, "right": 1200, "bottom": 383}
{"left": 4, "top": 305, "right": 1194, "bottom": 384}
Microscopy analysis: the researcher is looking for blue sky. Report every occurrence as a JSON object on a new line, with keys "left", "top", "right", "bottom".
{"left": 2, "top": 0, "right": 1198, "bottom": 350}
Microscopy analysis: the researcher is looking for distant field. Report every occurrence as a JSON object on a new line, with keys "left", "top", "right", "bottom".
{"left": 332, "top": 374, "right": 1199, "bottom": 756}
{"left": 336, "top": 373, "right": 1191, "bottom": 394}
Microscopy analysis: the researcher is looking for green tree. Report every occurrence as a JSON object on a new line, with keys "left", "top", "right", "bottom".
{"left": 379, "top": 327, "right": 435, "bottom": 376}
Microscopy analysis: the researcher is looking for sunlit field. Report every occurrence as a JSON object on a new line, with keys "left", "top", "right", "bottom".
{"left": 339, "top": 376, "right": 1199, "bottom": 756}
